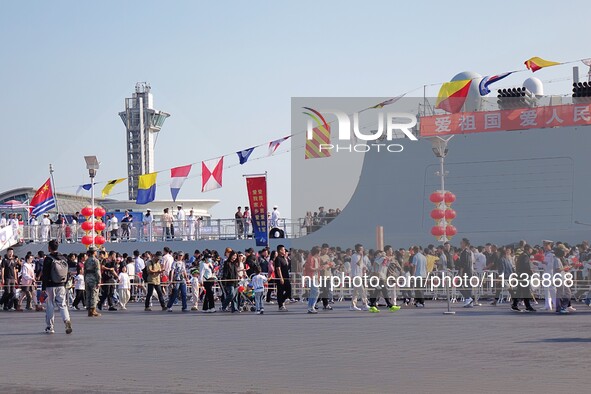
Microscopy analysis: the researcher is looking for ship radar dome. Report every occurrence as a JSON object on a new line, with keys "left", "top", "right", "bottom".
{"left": 523, "top": 77, "right": 544, "bottom": 96}
{"left": 451, "top": 71, "right": 482, "bottom": 112}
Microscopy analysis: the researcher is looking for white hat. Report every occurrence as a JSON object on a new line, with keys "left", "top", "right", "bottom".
{"left": 273, "top": 205, "right": 278, "bottom": 209}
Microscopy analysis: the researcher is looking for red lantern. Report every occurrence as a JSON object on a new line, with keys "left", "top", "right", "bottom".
{"left": 430, "top": 209, "right": 445, "bottom": 220}
{"left": 94, "top": 221, "right": 106, "bottom": 232}
{"left": 81, "top": 235, "right": 93, "bottom": 246}
{"left": 94, "top": 207, "right": 106, "bottom": 218}
{"left": 81, "top": 221, "right": 94, "bottom": 231}
{"left": 429, "top": 192, "right": 444, "bottom": 204}
{"left": 431, "top": 226, "right": 445, "bottom": 237}
{"left": 444, "top": 192, "right": 456, "bottom": 205}
{"left": 444, "top": 209, "right": 456, "bottom": 221}
{"left": 445, "top": 225, "right": 457, "bottom": 237}
{"left": 94, "top": 235, "right": 106, "bottom": 245}
{"left": 81, "top": 206, "right": 93, "bottom": 217}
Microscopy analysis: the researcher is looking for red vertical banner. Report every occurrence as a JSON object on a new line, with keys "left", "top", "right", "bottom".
{"left": 246, "top": 176, "right": 268, "bottom": 246}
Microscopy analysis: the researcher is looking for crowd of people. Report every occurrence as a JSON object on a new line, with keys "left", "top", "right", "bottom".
{"left": 303, "top": 207, "right": 341, "bottom": 234}
{"left": 2, "top": 237, "right": 591, "bottom": 333}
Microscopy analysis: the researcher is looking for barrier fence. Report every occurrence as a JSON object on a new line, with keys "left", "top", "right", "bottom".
{"left": 4, "top": 270, "right": 591, "bottom": 310}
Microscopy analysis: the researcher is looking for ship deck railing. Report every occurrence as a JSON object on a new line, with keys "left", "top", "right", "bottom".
{"left": 12, "top": 217, "right": 331, "bottom": 244}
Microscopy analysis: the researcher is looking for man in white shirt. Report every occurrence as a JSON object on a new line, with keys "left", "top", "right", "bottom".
{"left": 161, "top": 247, "right": 174, "bottom": 275}
{"left": 350, "top": 244, "right": 369, "bottom": 311}
{"left": 473, "top": 246, "right": 487, "bottom": 274}
{"left": 270, "top": 206, "right": 280, "bottom": 228}
{"left": 109, "top": 214, "right": 119, "bottom": 242}
{"left": 176, "top": 205, "right": 186, "bottom": 240}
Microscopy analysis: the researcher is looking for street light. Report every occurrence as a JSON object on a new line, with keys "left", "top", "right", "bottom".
{"left": 84, "top": 156, "right": 100, "bottom": 246}
{"left": 430, "top": 136, "right": 454, "bottom": 315}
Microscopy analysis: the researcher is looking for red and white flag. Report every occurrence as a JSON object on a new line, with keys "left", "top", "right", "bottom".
{"left": 202, "top": 157, "right": 224, "bottom": 192}
{"left": 268, "top": 136, "right": 290, "bottom": 156}
{"left": 170, "top": 164, "right": 192, "bottom": 201}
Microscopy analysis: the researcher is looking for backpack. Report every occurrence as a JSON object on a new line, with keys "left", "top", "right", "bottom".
{"left": 49, "top": 255, "right": 68, "bottom": 283}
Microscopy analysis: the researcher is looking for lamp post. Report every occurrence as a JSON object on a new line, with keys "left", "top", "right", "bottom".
{"left": 84, "top": 156, "right": 100, "bottom": 247}
{"left": 430, "top": 136, "right": 454, "bottom": 315}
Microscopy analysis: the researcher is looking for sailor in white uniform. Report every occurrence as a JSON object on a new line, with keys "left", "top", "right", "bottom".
{"left": 41, "top": 214, "right": 51, "bottom": 242}
{"left": 176, "top": 205, "right": 186, "bottom": 240}
{"left": 187, "top": 209, "right": 196, "bottom": 240}
{"left": 143, "top": 209, "right": 154, "bottom": 241}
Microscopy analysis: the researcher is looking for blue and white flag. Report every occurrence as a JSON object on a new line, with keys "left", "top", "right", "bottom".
{"left": 237, "top": 147, "right": 255, "bottom": 165}
{"left": 479, "top": 72, "right": 513, "bottom": 96}
{"left": 76, "top": 183, "right": 94, "bottom": 195}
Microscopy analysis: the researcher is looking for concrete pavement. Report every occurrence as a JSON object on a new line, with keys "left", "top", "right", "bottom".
{"left": 0, "top": 300, "right": 588, "bottom": 393}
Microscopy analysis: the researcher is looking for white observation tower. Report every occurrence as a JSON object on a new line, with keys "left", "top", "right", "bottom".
{"left": 119, "top": 82, "right": 170, "bottom": 200}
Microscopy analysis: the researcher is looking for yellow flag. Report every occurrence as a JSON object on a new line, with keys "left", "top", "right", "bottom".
{"left": 524, "top": 57, "right": 560, "bottom": 72}
{"left": 101, "top": 178, "right": 125, "bottom": 198}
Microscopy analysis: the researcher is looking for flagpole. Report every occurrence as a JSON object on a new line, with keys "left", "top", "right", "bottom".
{"left": 49, "top": 164, "right": 62, "bottom": 217}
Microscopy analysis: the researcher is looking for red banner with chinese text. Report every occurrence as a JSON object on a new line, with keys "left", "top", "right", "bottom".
{"left": 246, "top": 176, "right": 268, "bottom": 246}
{"left": 420, "top": 103, "right": 591, "bottom": 137}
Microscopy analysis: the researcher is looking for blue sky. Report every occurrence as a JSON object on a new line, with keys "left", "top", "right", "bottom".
{"left": 1, "top": 0, "right": 588, "bottom": 218}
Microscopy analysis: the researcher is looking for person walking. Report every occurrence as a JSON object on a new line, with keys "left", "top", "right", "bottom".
{"left": 144, "top": 255, "right": 167, "bottom": 311}
{"left": 458, "top": 238, "right": 475, "bottom": 308}
{"left": 250, "top": 265, "right": 268, "bottom": 314}
{"left": 410, "top": 246, "right": 427, "bottom": 308}
{"left": 72, "top": 266, "right": 86, "bottom": 311}
{"left": 97, "top": 252, "right": 118, "bottom": 312}
{"left": 221, "top": 251, "right": 239, "bottom": 312}
{"left": 166, "top": 252, "right": 188, "bottom": 312}
{"left": 304, "top": 246, "right": 320, "bottom": 314}
{"left": 511, "top": 244, "right": 536, "bottom": 312}
{"left": 1, "top": 247, "right": 18, "bottom": 310}
{"left": 41, "top": 240, "right": 72, "bottom": 334}
{"left": 189, "top": 268, "right": 200, "bottom": 311}
{"left": 199, "top": 254, "right": 216, "bottom": 313}
{"left": 350, "top": 244, "right": 370, "bottom": 311}
{"left": 274, "top": 245, "right": 291, "bottom": 311}
{"left": 540, "top": 240, "right": 556, "bottom": 311}
{"left": 20, "top": 254, "right": 36, "bottom": 310}
{"left": 117, "top": 265, "right": 131, "bottom": 310}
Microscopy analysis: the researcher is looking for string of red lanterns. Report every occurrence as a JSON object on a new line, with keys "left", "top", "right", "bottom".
{"left": 429, "top": 190, "right": 457, "bottom": 241}
{"left": 80, "top": 206, "right": 107, "bottom": 247}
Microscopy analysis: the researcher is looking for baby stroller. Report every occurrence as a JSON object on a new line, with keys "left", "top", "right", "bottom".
{"left": 238, "top": 278, "right": 256, "bottom": 312}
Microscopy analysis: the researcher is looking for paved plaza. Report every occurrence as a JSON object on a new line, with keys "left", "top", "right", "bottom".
{"left": 1, "top": 301, "right": 589, "bottom": 393}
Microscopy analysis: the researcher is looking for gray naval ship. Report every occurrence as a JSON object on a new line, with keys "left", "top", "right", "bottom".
{"left": 291, "top": 71, "right": 591, "bottom": 250}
